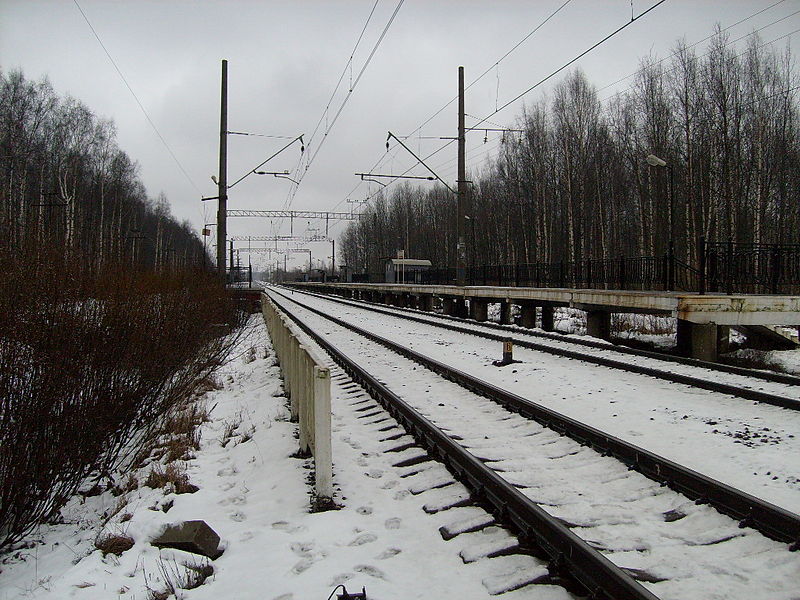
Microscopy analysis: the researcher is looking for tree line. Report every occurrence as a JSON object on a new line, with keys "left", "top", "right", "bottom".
{"left": 340, "top": 28, "right": 799, "bottom": 275}
{"left": 0, "top": 69, "right": 206, "bottom": 272}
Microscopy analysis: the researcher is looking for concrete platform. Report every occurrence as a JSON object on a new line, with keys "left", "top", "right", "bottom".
{"left": 293, "top": 283, "right": 800, "bottom": 325}
{"left": 287, "top": 282, "right": 800, "bottom": 362}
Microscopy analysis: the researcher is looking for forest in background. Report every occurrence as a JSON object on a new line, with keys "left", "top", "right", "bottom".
{"left": 340, "top": 29, "right": 800, "bottom": 275}
{"left": 0, "top": 69, "right": 205, "bottom": 272}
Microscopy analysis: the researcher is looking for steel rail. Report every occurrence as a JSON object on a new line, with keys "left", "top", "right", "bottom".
{"left": 269, "top": 287, "right": 800, "bottom": 549}
{"left": 285, "top": 285, "right": 800, "bottom": 409}
{"left": 265, "top": 290, "right": 659, "bottom": 600}
{"left": 289, "top": 284, "right": 800, "bottom": 387}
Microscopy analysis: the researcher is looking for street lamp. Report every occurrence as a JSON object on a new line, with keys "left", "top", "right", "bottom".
{"left": 646, "top": 153, "right": 675, "bottom": 290}
{"left": 645, "top": 154, "right": 674, "bottom": 250}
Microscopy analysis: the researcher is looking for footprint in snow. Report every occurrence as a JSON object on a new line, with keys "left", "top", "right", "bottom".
{"left": 356, "top": 506, "right": 373, "bottom": 515}
{"left": 348, "top": 533, "right": 378, "bottom": 546}
{"left": 272, "top": 521, "right": 306, "bottom": 534}
{"left": 376, "top": 547, "right": 401, "bottom": 560}
{"left": 218, "top": 494, "right": 246, "bottom": 506}
{"left": 384, "top": 517, "right": 401, "bottom": 530}
{"left": 392, "top": 490, "right": 410, "bottom": 501}
{"left": 271, "top": 594, "right": 293, "bottom": 600}
{"left": 364, "top": 469, "right": 383, "bottom": 479}
{"left": 353, "top": 565, "right": 387, "bottom": 580}
{"left": 290, "top": 558, "right": 315, "bottom": 575}
{"left": 229, "top": 511, "right": 246, "bottom": 522}
{"left": 290, "top": 541, "right": 314, "bottom": 557}
{"left": 380, "top": 480, "right": 398, "bottom": 489}
{"left": 329, "top": 573, "right": 354, "bottom": 586}
{"left": 217, "top": 466, "right": 239, "bottom": 477}
{"left": 220, "top": 481, "right": 236, "bottom": 492}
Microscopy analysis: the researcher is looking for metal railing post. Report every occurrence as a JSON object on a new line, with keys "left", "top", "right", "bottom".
{"left": 698, "top": 236, "right": 706, "bottom": 295}
{"left": 770, "top": 245, "right": 780, "bottom": 294}
{"left": 668, "top": 240, "right": 675, "bottom": 291}
{"left": 726, "top": 240, "right": 733, "bottom": 295}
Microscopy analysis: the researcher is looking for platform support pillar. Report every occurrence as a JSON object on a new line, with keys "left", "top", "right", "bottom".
{"left": 443, "top": 297, "right": 456, "bottom": 316}
{"left": 420, "top": 295, "right": 434, "bottom": 312}
{"left": 470, "top": 298, "right": 488, "bottom": 322}
{"left": 499, "top": 300, "right": 513, "bottom": 325}
{"left": 454, "top": 298, "right": 468, "bottom": 318}
{"left": 520, "top": 302, "right": 537, "bottom": 329}
{"left": 677, "top": 319, "right": 726, "bottom": 362}
{"left": 586, "top": 310, "right": 611, "bottom": 341}
{"left": 541, "top": 305, "right": 555, "bottom": 331}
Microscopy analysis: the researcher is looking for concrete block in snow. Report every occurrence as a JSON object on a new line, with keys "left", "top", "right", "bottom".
{"left": 151, "top": 520, "right": 222, "bottom": 559}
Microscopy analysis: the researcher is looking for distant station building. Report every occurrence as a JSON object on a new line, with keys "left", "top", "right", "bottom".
{"left": 385, "top": 258, "right": 431, "bottom": 283}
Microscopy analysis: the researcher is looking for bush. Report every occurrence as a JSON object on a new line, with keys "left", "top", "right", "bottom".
{"left": 95, "top": 532, "right": 135, "bottom": 557}
{"left": 0, "top": 248, "right": 246, "bottom": 550}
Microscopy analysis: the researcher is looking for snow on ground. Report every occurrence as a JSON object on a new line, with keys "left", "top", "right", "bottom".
{"left": 1, "top": 315, "right": 570, "bottom": 600}
{"left": 278, "top": 289, "right": 800, "bottom": 514}
{"left": 265, "top": 292, "right": 800, "bottom": 599}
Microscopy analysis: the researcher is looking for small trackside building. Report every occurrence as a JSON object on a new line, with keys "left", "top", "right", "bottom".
{"left": 385, "top": 258, "right": 432, "bottom": 284}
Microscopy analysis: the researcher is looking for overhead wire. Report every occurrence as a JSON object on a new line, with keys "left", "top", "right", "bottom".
{"left": 471, "top": 0, "right": 667, "bottom": 130}
{"left": 72, "top": 0, "right": 201, "bottom": 196}
{"left": 299, "top": 0, "right": 381, "bottom": 165}
{"left": 284, "top": 0, "right": 405, "bottom": 209}
{"left": 597, "top": 0, "right": 789, "bottom": 95}
{"left": 598, "top": 8, "right": 800, "bottom": 104}
{"left": 344, "top": 0, "right": 665, "bottom": 210}
{"left": 334, "top": 0, "right": 574, "bottom": 211}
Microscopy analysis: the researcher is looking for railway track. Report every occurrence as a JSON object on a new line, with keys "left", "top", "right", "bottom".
{"left": 285, "top": 285, "right": 800, "bottom": 410}
{"left": 266, "top": 288, "right": 800, "bottom": 600}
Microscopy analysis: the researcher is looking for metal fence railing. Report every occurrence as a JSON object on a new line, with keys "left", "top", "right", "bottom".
{"left": 343, "top": 240, "right": 799, "bottom": 294}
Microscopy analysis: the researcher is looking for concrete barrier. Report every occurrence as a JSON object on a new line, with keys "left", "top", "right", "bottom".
{"left": 262, "top": 292, "right": 332, "bottom": 500}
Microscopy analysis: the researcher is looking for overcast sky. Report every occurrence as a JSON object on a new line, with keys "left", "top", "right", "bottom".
{"left": 2, "top": 0, "right": 798, "bottom": 270}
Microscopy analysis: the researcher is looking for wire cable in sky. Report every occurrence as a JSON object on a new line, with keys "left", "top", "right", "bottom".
{"left": 72, "top": 0, "right": 201, "bottom": 195}
{"left": 345, "top": 0, "right": 661, "bottom": 208}
{"left": 598, "top": 2, "right": 797, "bottom": 99}
{"left": 302, "top": 0, "right": 381, "bottom": 160}
{"left": 408, "top": 0, "right": 574, "bottom": 140}
{"left": 477, "top": 0, "right": 666, "bottom": 126}
{"left": 285, "top": 0, "right": 405, "bottom": 210}
{"left": 333, "top": 0, "right": 573, "bottom": 211}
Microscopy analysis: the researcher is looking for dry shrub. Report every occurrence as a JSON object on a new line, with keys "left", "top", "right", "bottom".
{"left": 102, "top": 497, "right": 130, "bottom": 526}
{"left": 218, "top": 414, "right": 242, "bottom": 448}
{"left": 111, "top": 474, "right": 139, "bottom": 497}
{"left": 153, "top": 556, "right": 215, "bottom": 597}
{"left": 95, "top": 532, "right": 134, "bottom": 556}
{"left": 238, "top": 425, "right": 255, "bottom": 444}
{"left": 195, "top": 375, "right": 223, "bottom": 394}
{"left": 243, "top": 345, "right": 258, "bottom": 364}
{"left": 144, "top": 463, "right": 198, "bottom": 495}
{"left": 0, "top": 247, "right": 246, "bottom": 549}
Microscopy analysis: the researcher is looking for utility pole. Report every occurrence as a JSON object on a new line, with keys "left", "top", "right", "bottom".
{"left": 456, "top": 66, "right": 466, "bottom": 287}
{"left": 217, "top": 59, "right": 228, "bottom": 280}
{"left": 331, "top": 239, "right": 335, "bottom": 275}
